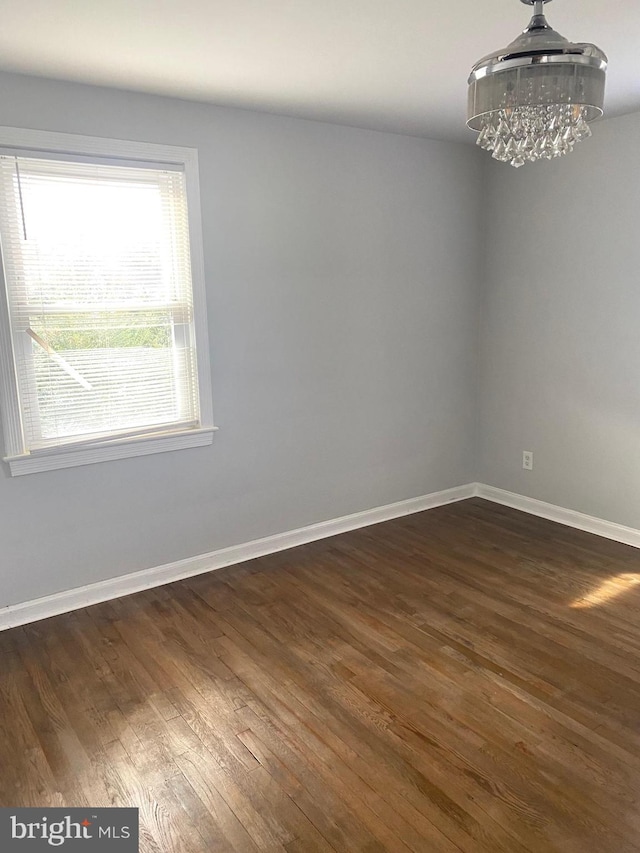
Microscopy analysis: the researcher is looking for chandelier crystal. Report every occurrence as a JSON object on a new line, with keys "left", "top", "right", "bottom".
{"left": 467, "top": 0, "right": 607, "bottom": 167}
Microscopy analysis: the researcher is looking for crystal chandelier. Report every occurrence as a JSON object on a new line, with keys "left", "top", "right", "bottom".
{"left": 467, "top": 0, "right": 607, "bottom": 167}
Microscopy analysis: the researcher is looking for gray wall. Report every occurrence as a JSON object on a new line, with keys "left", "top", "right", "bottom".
{"left": 479, "top": 111, "right": 640, "bottom": 528}
{"left": 0, "top": 71, "right": 483, "bottom": 607}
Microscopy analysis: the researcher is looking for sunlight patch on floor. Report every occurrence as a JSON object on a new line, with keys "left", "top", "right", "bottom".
{"left": 571, "top": 574, "right": 640, "bottom": 609}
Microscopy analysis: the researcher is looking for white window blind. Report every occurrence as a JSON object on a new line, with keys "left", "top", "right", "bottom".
{"left": 0, "top": 153, "right": 202, "bottom": 454}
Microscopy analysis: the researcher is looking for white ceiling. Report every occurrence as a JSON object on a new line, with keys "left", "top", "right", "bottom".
{"left": 0, "top": 0, "right": 637, "bottom": 142}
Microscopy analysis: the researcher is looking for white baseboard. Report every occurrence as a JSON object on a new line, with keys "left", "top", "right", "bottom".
{"left": 6, "top": 481, "right": 638, "bottom": 632}
{"left": 0, "top": 482, "right": 475, "bottom": 631}
{"left": 476, "top": 483, "right": 640, "bottom": 550}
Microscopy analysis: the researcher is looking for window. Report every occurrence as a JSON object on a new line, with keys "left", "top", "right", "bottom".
{"left": 0, "top": 128, "right": 214, "bottom": 475}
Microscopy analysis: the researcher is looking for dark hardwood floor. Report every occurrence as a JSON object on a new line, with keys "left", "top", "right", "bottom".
{"left": 2, "top": 497, "right": 640, "bottom": 851}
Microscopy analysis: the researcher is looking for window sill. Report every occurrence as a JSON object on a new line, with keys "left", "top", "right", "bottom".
{"left": 4, "top": 427, "right": 217, "bottom": 476}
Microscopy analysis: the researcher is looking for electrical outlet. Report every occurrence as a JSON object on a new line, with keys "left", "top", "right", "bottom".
{"left": 523, "top": 450, "right": 533, "bottom": 471}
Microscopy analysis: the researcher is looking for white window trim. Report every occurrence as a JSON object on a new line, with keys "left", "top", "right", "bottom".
{"left": 0, "top": 126, "right": 216, "bottom": 476}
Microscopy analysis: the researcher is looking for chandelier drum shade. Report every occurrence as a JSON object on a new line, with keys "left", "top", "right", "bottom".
{"left": 467, "top": 0, "right": 607, "bottom": 167}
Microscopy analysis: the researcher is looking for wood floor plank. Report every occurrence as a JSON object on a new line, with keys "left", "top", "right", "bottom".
{"left": 2, "top": 497, "right": 640, "bottom": 851}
